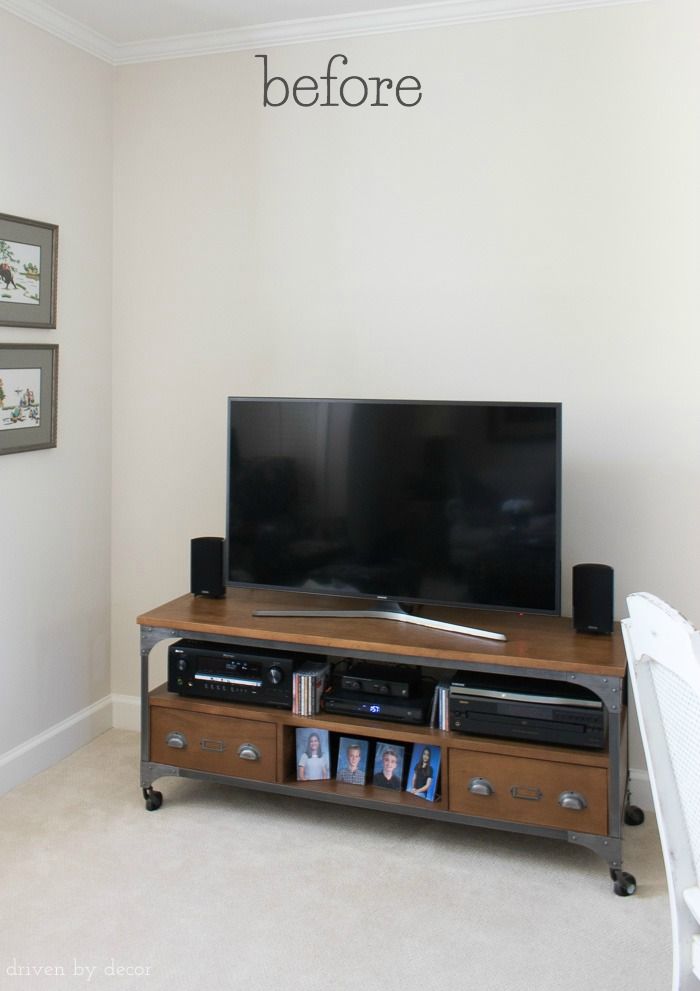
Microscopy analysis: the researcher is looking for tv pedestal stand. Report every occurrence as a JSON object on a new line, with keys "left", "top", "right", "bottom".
{"left": 137, "top": 587, "right": 640, "bottom": 896}
{"left": 254, "top": 600, "right": 507, "bottom": 642}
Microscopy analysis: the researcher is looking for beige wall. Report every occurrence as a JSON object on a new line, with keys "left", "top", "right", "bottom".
{"left": 0, "top": 16, "right": 113, "bottom": 754}
{"left": 112, "top": 1, "right": 700, "bottom": 749}
{"left": 3, "top": 1, "right": 699, "bottom": 788}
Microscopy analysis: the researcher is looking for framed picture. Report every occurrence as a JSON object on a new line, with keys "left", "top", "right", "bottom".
{"left": 0, "top": 344, "right": 58, "bottom": 455}
{"left": 406, "top": 743, "right": 441, "bottom": 802}
{"left": 296, "top": 728, "right": 331, "bottom": 781}
{"left": 372, "top": 741, "right": 405, "bottom": 790}
{"left": 335, "top": 737, "right": 369, "bottom": 786}
{"left": 0, "top": 213, "right": 58, "bottom": 328}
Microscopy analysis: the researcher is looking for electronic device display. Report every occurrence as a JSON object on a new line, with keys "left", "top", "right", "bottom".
{"left": 321, "top": 685, "right": 432, "bottom": 725}
{"left": 226, "top": 398, "right": 561, "bottom": 616}
{"left": 168, "top": 639, "right": 298, "bottom": 708}
{"left": 339, "top": 661, "right": 422, "bottom": 698}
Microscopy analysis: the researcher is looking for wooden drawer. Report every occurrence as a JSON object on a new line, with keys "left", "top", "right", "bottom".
{"left": 149, "top": 707, "right": 277, "bottom": 783}
{"left": 448, "top": 749, "right": 608, "bottom": 835}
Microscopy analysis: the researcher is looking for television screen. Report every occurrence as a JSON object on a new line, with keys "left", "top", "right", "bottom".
{"left": 226, "top": 398, "right": 561, "bottom": 615}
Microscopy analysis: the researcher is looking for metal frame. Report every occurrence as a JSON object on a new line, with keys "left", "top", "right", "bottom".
{"left": 0, "top": 343, "right": 59, "bottom": 455}
{"left": 139, "top": 623, "right": 629, "bottom": 877}
{"left": 0, "top": 212, "right": 58, "bottom": 329}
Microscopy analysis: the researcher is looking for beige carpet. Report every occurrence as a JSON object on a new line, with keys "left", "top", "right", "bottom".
{"left": 0, "top": 730, "right": 670, "bottom": 990}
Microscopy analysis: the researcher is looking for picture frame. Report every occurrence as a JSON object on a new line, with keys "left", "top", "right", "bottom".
{"left": 406, "top": 743, "right": 441, "bottom": 802}
{"left": 295, "top": 728, "right": 331, "bottom": 781}
{"left": 371, "top": 741, "right": 405, "bottom": 790}
{"left": 0, "top": 344, "right": 58, "bottom": 455}
{"left": 335, "top": 737, "right": 369, "bottom": 786}
{"left": 0, "top": 213, "right": 58, "bottom": 328}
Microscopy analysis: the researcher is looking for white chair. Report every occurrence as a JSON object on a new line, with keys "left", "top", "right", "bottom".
{"left": 622, "top": 593, "right": 700, "bottom": 990}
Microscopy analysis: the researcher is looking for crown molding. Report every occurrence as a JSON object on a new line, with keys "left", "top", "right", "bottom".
{"left": 0, "top": 0, "right": 651, "bottom": 65}
{"left": 0, "top": 0, "right": 114, "bottom": 61}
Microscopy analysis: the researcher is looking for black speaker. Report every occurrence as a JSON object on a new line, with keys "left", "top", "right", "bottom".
{"left": 572, "top": 564, "right": 613, "bottom": 634}
{"left": 190, "top": 537, "right": 225, "bottom": 598}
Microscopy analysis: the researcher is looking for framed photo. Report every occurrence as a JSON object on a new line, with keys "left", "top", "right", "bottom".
{"left": 406, "top": 743, "right": 441, "bottom": 802}
{"left": 0, "top": 213, "right": 58, "bottom": 328}
{"left": 335, "top": 738, "right": 369, "bottom": 786}
{"left": 0, "top": 344, "right": 58, "bottom": 455}
{"left": 372, "top": 741, "right": 405, "bottom": 790}
{"left": 296, "top": 728, "right": 330, "bottom": 781}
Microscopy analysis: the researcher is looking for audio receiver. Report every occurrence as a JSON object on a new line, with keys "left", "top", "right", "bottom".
{"left": 339, "top": 661, "right": 421, "bottom": 699}
{"left": 168, "top": 639, "right": 300, "bottom": 709}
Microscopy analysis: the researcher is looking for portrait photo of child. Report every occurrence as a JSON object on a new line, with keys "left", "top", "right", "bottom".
{"left": 335, "top": 737, "right": 369, "bottom": 785}
{"left": 296, "top": 728, "right": 331, "bottom": 781}
{"left": 406, "top": 743, "right": 441, "bottom": 801}
{"left": 371, "top": 741, "right": 405, "bottom": 790}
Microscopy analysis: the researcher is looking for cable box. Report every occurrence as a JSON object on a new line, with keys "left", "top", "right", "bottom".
{"left": 321, "top": 685, "right": 430, "bottom": 725}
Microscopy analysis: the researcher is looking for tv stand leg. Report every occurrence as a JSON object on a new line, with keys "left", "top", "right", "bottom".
{"left": 142, "top": 785, "right": 162, "bottom": 811}
{"left": 568, "top": 832, "right": 636, "bottom": 896}
{"left": 610, "top": 867, "right": 637, "bottom": 896}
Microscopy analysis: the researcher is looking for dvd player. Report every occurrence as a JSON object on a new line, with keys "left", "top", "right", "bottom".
{"left": 449, "top": 672, "right": 606, "bottom": 749}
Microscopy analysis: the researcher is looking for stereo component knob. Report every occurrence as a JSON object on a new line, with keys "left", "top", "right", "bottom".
{"left": 268, "top": 666, "right": 284, "bottom": 685}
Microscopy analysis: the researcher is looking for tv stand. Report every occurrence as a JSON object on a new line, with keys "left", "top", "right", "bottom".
{"left": 253, "top": 600, "right": 507, "bottom": 642}
{"left": 137, "top": 587, "right": 638, "bottom": 896}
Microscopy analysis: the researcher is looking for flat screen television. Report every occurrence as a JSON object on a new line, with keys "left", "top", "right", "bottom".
{"left": 225, "top": 398, "right": 561, "bottom": 639}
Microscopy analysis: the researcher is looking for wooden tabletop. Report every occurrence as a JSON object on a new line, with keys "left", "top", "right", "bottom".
{"left": 137, "top": 587, "right": 626, "bottom": 678}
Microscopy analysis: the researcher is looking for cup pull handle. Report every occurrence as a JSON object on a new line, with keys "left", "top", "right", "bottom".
{"left": 165, "top": 731, "right": 187, "bottom": 749}
{"left": 468, "top": 777, "right": 493, "bottom": 796}
{"left": 237, "top": 743, "right": 261, "bottom": 762}
{"left": 558, "top": 790, "right": 588, "bottom": 811}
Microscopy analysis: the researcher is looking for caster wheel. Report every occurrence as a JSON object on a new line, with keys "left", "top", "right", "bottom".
{"left": 143, "top": 788, "right": 163, "bottom": 811}
{"left": 624, "top": 805, "right": 645, "bottom": 826}
{"left": 612, "top": 871, "right": 637, "bottom": 896}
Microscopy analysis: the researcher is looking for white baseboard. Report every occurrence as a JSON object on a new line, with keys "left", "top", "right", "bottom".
{"left": 111, "top": 693, "right": 141, "bottom": 732}
{"left": 0, "top": 695, "right": 113, "bottom": 797}
{"left": 627, "top": 768, "right": 653, "bottom": 813}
